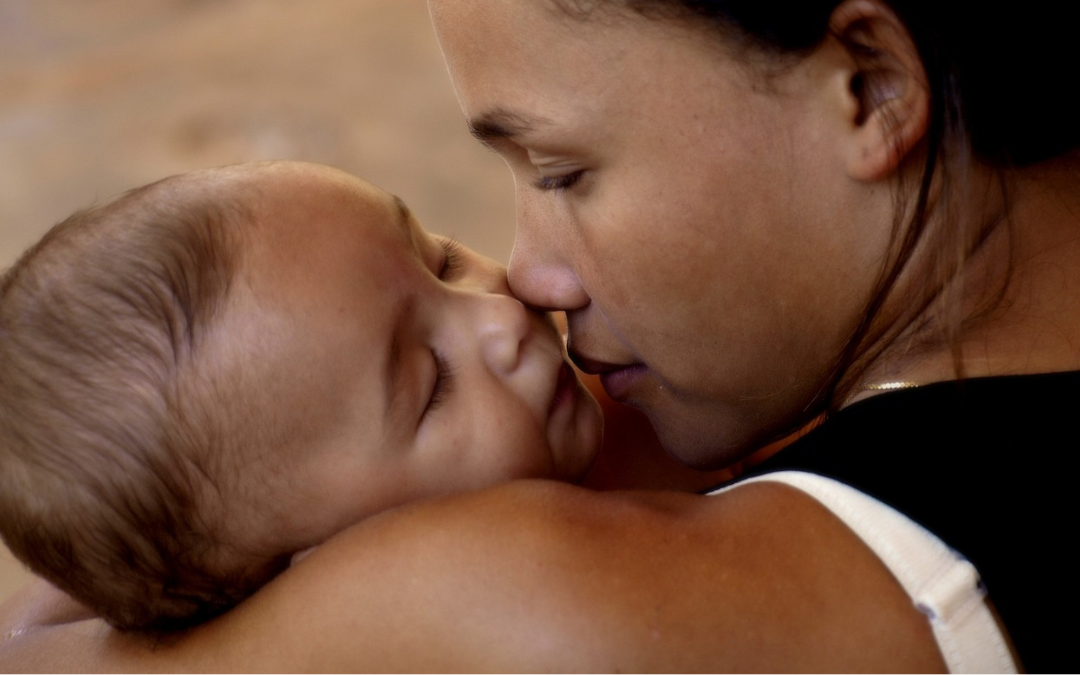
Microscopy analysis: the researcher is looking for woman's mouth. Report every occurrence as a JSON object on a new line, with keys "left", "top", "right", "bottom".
{"left": 598, "top": 363, "right": 648, "bottom": 402}
{"left": 569, "top": 351, "right": 647, "bottom": 402}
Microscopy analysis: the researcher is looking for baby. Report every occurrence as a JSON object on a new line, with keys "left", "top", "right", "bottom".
{"left": 0, "top": 161, "right": 602, "bottom": 632}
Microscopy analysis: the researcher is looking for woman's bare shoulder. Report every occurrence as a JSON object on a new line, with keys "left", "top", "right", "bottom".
{"left": 1, "top": 480, "right": 946, "bottom": 672}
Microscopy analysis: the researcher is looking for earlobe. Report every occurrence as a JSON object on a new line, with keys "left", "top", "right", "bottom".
{"left": 831, "top": 0, "right": 929, "bottom": 182}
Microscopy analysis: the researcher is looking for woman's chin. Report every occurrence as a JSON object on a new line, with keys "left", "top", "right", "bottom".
{"left": 644, "top": 403, "right": 767, "bottom": 471}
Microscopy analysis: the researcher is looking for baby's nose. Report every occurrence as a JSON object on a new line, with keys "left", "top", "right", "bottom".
{"left": 464, "top": 253, "right": 513, "bottom": 297}
{"left": 477, "top": 293, "right": 532, "bottom": 375}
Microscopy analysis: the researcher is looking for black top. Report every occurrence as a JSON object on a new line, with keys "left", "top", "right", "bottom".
{"left": 719, "top": 371, "right": 1079, "bottom": 673}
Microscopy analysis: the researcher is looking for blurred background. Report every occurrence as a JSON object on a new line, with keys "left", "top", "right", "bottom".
{"left": 0, "top": 0, "right": 515, "bottom": 605}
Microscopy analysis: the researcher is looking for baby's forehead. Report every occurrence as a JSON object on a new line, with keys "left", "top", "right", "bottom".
{"left": 223, "top": 161, "right": 388, "bottom": 203}
{"left": 169, "top": 162, "right": 386, "bottom": 219}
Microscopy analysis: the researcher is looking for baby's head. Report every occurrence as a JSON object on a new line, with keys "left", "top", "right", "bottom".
{"left": 0, "top": 161, "right": 602, "bottom": 632}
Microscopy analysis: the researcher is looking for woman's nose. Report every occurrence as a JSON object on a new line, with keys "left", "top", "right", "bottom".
{"left": 508, "top": 195, "right": 590, "bottom": 311}
{"left": 475, "top": 293, "right": 532, "bottom": 375}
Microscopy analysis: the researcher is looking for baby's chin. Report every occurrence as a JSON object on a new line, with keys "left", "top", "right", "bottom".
{"left": 554, "top": 377, "right": 604, "bottom": 484}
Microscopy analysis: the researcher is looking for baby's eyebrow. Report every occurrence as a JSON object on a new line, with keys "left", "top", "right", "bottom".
{"left": 383, "top": 195, "right": 418, "bottom": 424}
{"left": 392, "top": 195, "right": 411, "bottom": 224}
{"left": 390, "top": 195, "right": 418, "bottom": 248}
{"left": 384, "top": 311, "right": 406, "bottom": 424}
{"left": 385, "top": 328, "right": 398, "bottom": 413}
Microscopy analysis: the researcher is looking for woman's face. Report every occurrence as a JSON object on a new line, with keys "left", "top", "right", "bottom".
{"left": 431, "top": 0, "right": 893, "bottom": 466}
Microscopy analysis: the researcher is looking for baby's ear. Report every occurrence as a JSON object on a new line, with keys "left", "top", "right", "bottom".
{"left": 831, "top": 0, "right": 930, "bottom": 181}
{"left": 290, "top": 545, "right": 319, "bottom": 566}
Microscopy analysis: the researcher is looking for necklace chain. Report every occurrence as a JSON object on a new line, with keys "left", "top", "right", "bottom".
{"left": 862, "top": 381, "right": 920, "bottom": 391}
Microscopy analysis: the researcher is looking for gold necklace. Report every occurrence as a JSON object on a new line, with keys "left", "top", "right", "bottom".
{"left": 862, "top": 381, "right": 920, "bottom": 391}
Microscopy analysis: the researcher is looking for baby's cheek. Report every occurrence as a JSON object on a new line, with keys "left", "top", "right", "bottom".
{"left": 491, "top": 418, "right": 558, "bottom": 482}
{"left": 506, "top": 426, "right": 559, "bottom": 480}
{"left": 560, "top": 384, "right": 604, "bottom": 482}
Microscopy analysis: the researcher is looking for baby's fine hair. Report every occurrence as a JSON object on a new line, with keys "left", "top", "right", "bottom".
{"left": 0, "top": 174, "right": 276, "bottom": 631}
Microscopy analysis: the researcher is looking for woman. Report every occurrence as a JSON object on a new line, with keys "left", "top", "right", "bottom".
{"left": 1, "top": 0, "right": 1076, "bottom": 670}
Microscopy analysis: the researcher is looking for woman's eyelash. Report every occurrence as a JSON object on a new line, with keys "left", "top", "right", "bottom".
{"left": 533, "top": 171, "right": 584, "bottom": 192}
{"left": 439, "top": 238, "right": 465, "bottom": 279}
{"left": 425, "top": 351, "right": 455, "bottom": 415}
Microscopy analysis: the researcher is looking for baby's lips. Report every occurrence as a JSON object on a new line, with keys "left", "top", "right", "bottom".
{"left": 550, "top": 360, "right": 576, "bottom": 413}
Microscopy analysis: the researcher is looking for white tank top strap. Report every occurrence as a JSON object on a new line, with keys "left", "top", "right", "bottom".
{"left": 708, "top": 470, "right": 1017, "bottom": 673}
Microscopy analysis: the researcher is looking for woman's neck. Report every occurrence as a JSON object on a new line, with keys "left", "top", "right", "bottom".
{"left": 848, "top": 150, "right": 1080, "bottom": 403}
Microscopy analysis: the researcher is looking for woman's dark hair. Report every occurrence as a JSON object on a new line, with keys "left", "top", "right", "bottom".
{"left": 623, "top": 1, "right": 1078, "bottom": 166}
{"left": 568, "top": 0, "right": 1079, "bottom": 420}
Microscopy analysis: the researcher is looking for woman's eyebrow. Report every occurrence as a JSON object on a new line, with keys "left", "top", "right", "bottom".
{"left": 468, "top": 108, "right": 544, "bottom": 148}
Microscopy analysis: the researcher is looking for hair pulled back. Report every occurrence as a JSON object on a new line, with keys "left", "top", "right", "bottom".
{"left": 617, "top": 0, "right": 1078, "bottom": 165}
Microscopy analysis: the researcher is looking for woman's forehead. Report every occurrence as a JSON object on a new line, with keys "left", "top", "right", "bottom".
{"left": 432, "top": 0, "right": 735, "bottom": 122}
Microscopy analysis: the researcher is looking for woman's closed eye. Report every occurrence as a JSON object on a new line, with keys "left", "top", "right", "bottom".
{"left": 424, "top": 350, "right": 455, "bottom": 416}
{"left": 533, "top": 170, "right": 584, "bottom": 192}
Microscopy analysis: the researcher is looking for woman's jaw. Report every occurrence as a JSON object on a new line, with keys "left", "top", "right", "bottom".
{"left": 568, "top": 344, "right": 798, "bottom": 470}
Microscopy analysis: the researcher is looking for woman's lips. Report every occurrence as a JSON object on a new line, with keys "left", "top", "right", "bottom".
{"left": 569, "top": 351, "right": 647, "bottom": 402}
{"left": 598, "top": 363, "right": 647, "bottom": 402}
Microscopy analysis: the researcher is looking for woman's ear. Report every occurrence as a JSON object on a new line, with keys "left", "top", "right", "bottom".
{"left": 830, "top": 0, "right": 929, "bottom": 181}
